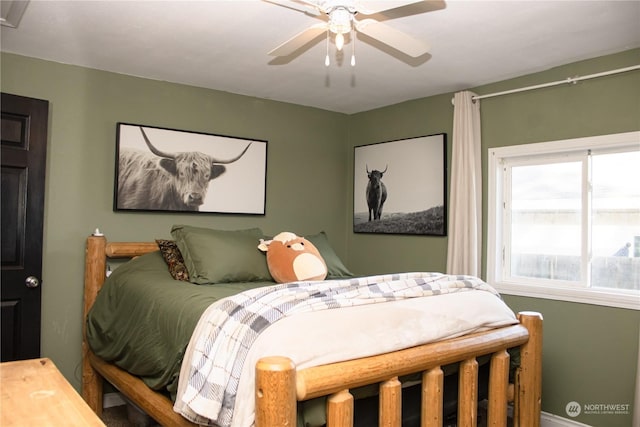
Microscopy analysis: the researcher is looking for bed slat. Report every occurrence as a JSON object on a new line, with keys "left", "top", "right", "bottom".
{"left": 379, "top": 377, "right": 401, "bottom": 427}
{"left": 326, "top": 390, "right": 354, "bottom": 427}
{"left": 488, "top": 350, "right": 510, "bottom": 427}
{"left": 422, "top": 367, "right": 444, "bottom": 427}
{"left": 458, "top": 358, "right": 479, "bottom": 427}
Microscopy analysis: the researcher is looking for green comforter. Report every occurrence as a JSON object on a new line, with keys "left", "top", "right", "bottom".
{"left": 86, "top": 251, "right": 273, "bottom": 398}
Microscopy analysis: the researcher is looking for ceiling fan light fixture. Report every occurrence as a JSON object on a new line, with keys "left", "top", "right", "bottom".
{"left": 328, "top": 7, "right": 352, "bottom": 52}
{"left": 328, "top": 7, "right": 352, "bottom": 35}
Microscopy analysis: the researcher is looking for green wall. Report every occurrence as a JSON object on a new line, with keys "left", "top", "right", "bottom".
{"left": 347, "top": 93, "right": 455, "bottom": 274}
{"left": 0, "top": 52, "right": 350, "bottom": 391}
{"left": 348, "top": 49, "right": 640, "bottom": 427}
{"left": 2, "top": 49, "right": 639, "bottom": 426}
{"left": 506, "top": 296, "right": 638, "bottom": 426}
{"left": 481, "top": 51, "right": 640, "bottom": 427}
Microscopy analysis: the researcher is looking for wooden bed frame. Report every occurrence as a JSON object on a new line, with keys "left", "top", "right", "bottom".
{"left": 82, "top": 233, "right": 543, "bottom": 427}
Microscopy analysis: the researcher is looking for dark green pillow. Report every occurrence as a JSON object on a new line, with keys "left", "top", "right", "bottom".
{"left": 305, "top": 232, "right": 353, "bottom": 279}
{"left": 171, "top": 225, "right": 272, "bottom": 284}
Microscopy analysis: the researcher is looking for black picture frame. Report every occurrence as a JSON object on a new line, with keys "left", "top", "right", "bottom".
{"left": 353, "top": 133, "right": 447, "bottom": 236}
{"left": 114, "top": 123, "right": 267, "bottom": 214}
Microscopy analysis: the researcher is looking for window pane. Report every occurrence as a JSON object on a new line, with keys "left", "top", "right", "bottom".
{"left": 591, "top": 151, "right": 640, "bottom": 291}
{"left": 510, "top": 162, "right": 582, "bottom": 281}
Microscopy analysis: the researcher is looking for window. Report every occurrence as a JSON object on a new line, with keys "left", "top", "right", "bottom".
{"left": 487, "top": 132, "right": 640, "bottom": 309}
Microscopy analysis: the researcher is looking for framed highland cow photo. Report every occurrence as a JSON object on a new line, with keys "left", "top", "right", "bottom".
{"left": 114, "top": 123, "right": 267, "bottom": 214}
{"left": 353, "top": 133, "right": 447, "bottom": 236}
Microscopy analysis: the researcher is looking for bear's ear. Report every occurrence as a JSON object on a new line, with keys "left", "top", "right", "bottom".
{"left": 258, "top": 238, "right": 272, "bottom": 252}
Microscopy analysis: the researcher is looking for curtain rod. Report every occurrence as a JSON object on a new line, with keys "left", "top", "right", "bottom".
{"left": 452, "top": 65, "right": 640, "bottom": 104}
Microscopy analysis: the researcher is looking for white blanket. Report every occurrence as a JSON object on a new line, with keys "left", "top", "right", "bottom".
{"left": 174, "top": 273, "right": 517, "bottom": 426}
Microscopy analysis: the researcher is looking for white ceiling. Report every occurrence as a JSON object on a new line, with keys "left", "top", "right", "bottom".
{"left": 1, "top": 0, "right": 639, "bottom": 114}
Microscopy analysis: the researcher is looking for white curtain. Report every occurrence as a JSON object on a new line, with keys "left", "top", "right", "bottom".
{"left": 446, "top": 91, "right": 482, "bottom": 276}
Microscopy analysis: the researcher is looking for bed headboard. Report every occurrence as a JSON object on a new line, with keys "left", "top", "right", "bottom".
{"left": 83, "top": 230, "right": 159, "bottom": 317}
{"left": 82, "top": 230, "right": 160, "bottom": 412}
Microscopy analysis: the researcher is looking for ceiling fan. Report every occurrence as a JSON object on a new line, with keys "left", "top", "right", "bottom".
{"left": 263, "top": 0, "right": 445, "bottom": 66}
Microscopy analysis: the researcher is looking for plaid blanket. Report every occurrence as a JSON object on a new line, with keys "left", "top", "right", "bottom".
{"left": 175, "top": 272, "right": 499, "bottom": 426}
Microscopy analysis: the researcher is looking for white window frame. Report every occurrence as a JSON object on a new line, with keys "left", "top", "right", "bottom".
{"left": 487, "top": 131, "right": 640, "bottom": 310}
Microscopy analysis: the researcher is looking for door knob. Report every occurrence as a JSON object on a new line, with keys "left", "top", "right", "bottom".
{"left": 25, "top": 276, "right": 40, "bottom": 288}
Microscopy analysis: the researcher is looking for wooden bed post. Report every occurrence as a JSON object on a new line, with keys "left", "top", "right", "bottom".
{"left": 515, "top": 311, "right": 543, "bottom": 427}
{"left": 255, "top": 356, "right": 297, "bottom": 427}
{"left": 82, "top": 233, "right": 107, "bottom": 415}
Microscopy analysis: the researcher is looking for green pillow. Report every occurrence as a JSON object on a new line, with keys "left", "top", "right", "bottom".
{"left": 305, "top": 232, "right": 353, "bottom": 279}
{"left": 171, "top": 225, "right": 272, "bottom": 284}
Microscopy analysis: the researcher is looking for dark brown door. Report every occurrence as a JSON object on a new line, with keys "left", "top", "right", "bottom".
{"left": 1, "top": 92, "right": 49, "bottom": 361}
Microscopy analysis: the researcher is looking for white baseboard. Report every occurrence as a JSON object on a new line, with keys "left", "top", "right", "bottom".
{"left": 541, "top": 411, "right": 593, "bottom": 427}
{"left": 103, "top": 392, "right": 126, "bottom": 409}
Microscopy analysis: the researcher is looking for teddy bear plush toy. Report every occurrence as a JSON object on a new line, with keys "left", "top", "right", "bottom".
{"left": 258, "top": 231, "right": 327, "bottom": 283}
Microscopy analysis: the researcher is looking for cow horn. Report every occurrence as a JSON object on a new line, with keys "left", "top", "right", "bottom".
{"left": 366, "top": 165, "right": 370, "bottom": 173}
{"left": 211, "top": 143, "right": 252, "bottom": 164}
{"left": 382, "top": 165, "right": 388, "bottom": 173}
{"left": 140, "top": 127, "right": 175, "bottom": 159}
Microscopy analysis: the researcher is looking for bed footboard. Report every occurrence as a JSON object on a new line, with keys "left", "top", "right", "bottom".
{"left": 256, "top": 312, "right": 543, "bottom": 427}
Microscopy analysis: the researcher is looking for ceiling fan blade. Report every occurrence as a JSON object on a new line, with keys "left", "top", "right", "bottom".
{"left": 356, "top": 19, "right": 430, "bottom": 57}
{"left": 269, "top": 23, "right": 328, "bottom": 56}
{"left": 261, "top": 0, "right": 322, "bottom": 16}
{"left": 356, "top": 0, "right": 432, "bottom": 15}
{"left": 294, "top": 0, "right": 326, "bottom": 11}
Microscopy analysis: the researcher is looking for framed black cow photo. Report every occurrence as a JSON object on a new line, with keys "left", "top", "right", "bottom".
{"left": 353, "top": 133, "right": 447, "bottom": 236}
{"left": 114, "top": 123, "right": 267, "bottom": 214}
